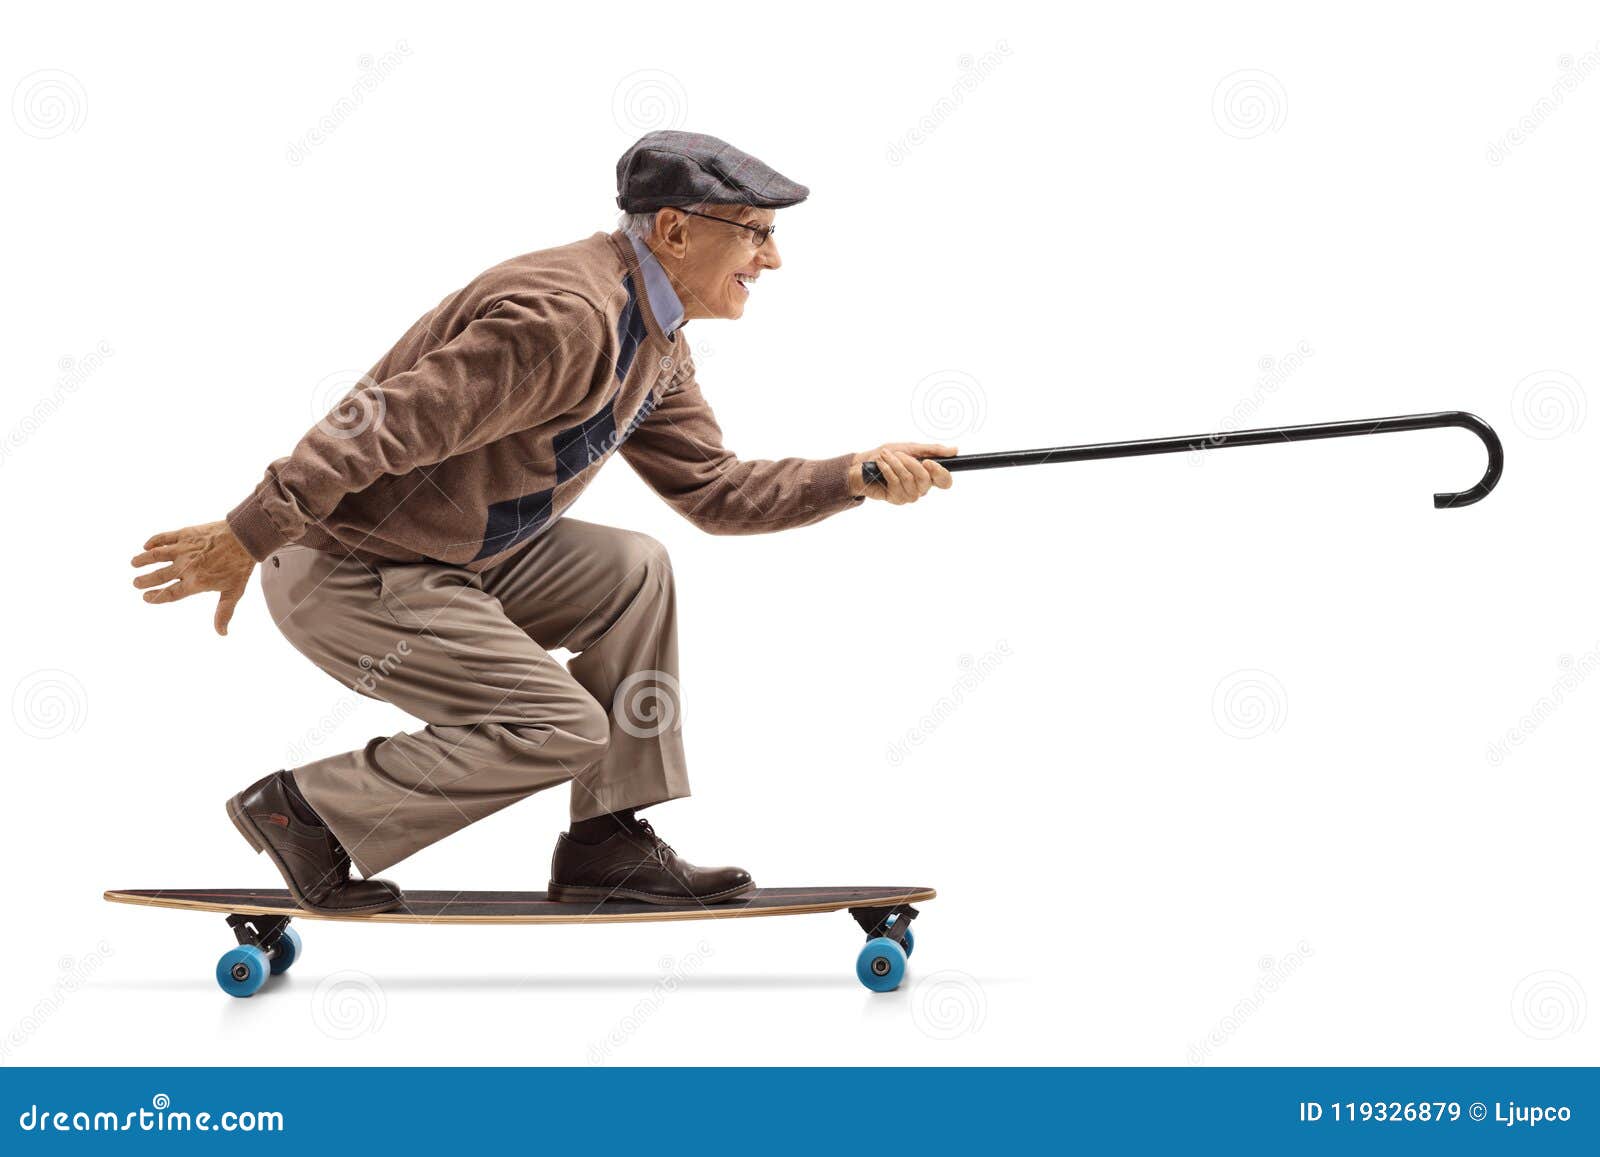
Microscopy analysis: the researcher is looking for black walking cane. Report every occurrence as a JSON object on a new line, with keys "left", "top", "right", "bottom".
{"left": 862, "top": 411, "right": 1504, "bottom": 508}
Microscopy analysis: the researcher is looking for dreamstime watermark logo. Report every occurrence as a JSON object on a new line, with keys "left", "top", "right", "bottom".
{"left": 1510, "top": 369, "right": 1585, "bottom": 440}
{"left": 911, "top": 971, "right": 988, "bottom": 1040}
{"left": 1212, "top": 70, "right": 1288, "bottom": 140}
{"left": 612, "top": 69, "right": 688, "bottom": 134}
{"left": 16, "top": 1093, "right": 283, "bottom": 1133}
{"left": 614, "top": 669, "right": 682, "bottom": 739}
{"left": 910, "top": 369, "right": 986, "bottom": 443}
{"left": 311, "top": 971, "right": 387, "bottom": 1040}
{"left": 285, "top": 42, "right": 412, "bottom": 166}
{"left": 886, "top": 42, "right": 1013, "bottom": 165}
{"left": 284, "top": 641, "right": 411, "bottom": 766}
{"left": 1187, "top": 941, "right": 1314, "bottom": 1064}
{"left": 1511, "top": 971, "right": 1586, "bottom": 1040}
{"left": 650, "top": 344, "right": 710, "bottom": 405}
{"left": 1189, "top": 341, "right": 1314, "bottom": 466}
{"left": 588, "top": 942, "right": 714, "bottom": 1064}
{"left": 1486, "top": 644, "right": 1600, "bottom": 766}
{"left": 12, "top": 69, "right": 87, "bottom": 139}
{"left": 887, "top": 641, "right": 1012, "bottom": 766}
{"left": 1486, "top": 44, "right": 1600, "bottom": 166}
{"left": 653, "top": 351, "right": 697, "bottom": 396}
{"left": 1211, "top": 669, "right": 1288, "bottom": 740}
{"left": 284, "top": 697, "right": 360, "bottom": 768}
{"left": 0, "top": 942, "right": 114, "bottom": 1064}
{"left": 0, "top": 340, "right": 114, "bottom": 469}
{"left": 576, "top": 379, "right": 668, "bottom": 472}
{"left": 12, "top": 669, "right": 88, "bottom": 740}
{"left": 311, "top": 370, "right": 386, "bottom": 440}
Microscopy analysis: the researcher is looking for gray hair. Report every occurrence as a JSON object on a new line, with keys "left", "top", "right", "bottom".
{"left": 617, "top": 204, "right": 705, "bottom": 240}
{"left": 617, "top": 211, "right": 656, "bottom": 239}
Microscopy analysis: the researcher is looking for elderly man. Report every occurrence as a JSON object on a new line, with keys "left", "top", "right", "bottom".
{"left": 130, "top": 131, "right": 954, "bottom": 915}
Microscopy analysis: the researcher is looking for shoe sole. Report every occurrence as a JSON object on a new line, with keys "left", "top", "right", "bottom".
{"left": 225, "top": 796, "right": 402, "bottom": 916}
{"left": 545, "top": 879, "right": 757, "bottom": 906}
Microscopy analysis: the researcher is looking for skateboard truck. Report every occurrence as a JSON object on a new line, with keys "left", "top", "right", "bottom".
{"left": 226, "top": 912, "right": 292, "bottom": 953}
{"left": 850, "top": 903, "right": 920, "bottom": 989}
{"left": 850, "top": 903, "right": 920, "bottom": 945}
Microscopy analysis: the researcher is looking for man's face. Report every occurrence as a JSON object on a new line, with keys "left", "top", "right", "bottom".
{"left": 650, "top": 205, "right": 782, "bottom": 321}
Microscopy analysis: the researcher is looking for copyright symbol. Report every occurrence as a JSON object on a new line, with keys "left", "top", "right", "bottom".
{"left": 1469, "top": 1102, "right": 1487, "bottom": 1121}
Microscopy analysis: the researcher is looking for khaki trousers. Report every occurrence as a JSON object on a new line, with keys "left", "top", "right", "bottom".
{"left": 258, "top": 518, "right": 688, "bottom": 876}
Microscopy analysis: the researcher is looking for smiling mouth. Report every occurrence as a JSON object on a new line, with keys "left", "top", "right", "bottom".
{"left": 733, "top": 273, "right": 757, "bottom": 296}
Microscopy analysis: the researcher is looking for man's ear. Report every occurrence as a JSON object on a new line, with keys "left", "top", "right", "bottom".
{"left": 653, "top": 208, "right": 690, "bottom": 258}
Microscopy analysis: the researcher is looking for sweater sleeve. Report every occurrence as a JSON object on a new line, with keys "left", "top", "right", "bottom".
{"left": 226, "top": 293, "right": 607, "bottom": 560}
{"left": 618, "top": 359, "right": 864, "bottom": 536}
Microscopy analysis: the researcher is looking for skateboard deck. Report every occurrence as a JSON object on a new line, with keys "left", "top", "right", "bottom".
{"left": 104, "top": 885, "right": 935, "bottom": 997}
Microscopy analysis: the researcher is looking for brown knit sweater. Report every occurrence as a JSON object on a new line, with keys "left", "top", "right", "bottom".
{"left": 226, "top": 231, "right": 862, "bottom": 569}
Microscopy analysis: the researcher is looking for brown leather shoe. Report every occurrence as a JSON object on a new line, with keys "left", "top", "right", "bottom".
{"left": 226, "top": 772, "right": 404, "bottom": 915}
{"left": 547, "top": 817, "right": 754, "bottom": 905}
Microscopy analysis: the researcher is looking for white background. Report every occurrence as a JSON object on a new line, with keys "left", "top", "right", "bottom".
{"left": 2, "top": 2, "right": 1595, "bottom": 1067}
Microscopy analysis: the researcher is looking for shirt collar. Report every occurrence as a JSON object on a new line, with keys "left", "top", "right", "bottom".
{"left": 627, "top": 234, "right": 685, "bottom": 337}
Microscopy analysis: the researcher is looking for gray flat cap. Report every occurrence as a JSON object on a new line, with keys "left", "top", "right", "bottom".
{"left": 616, "top": 131, "right": 809, "bottom": 213}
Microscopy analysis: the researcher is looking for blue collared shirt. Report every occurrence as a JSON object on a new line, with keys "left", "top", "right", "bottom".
{"left": 627, "top": 234, "right": 686, "bottom": 337}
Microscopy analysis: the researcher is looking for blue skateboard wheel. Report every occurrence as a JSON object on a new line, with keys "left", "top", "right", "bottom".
{"left": 856, "top": 937, "right": 907, "bottom": 993}
{"left": 216, "top": 944, "right": 270, "bottom": 998}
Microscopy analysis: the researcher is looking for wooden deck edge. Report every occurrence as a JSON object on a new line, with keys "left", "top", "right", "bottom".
{"left": 102, "top": 889, "right": 938, "bottom": 926}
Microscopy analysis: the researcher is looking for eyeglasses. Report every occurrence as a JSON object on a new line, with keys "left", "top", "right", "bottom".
{"left": 676, "top": 208, "right": 776, "bottom": 248}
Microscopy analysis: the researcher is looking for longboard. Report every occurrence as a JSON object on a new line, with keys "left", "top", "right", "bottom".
{"left": 104, "top": 886, "right": 935, "bottom": 998}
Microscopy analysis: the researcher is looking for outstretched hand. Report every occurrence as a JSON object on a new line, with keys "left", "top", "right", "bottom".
{"left": 849, "top": 443, "right": 957, "bottom": 505}
{"left": 131, "top": 520, "right": 256, "bottom": 635}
